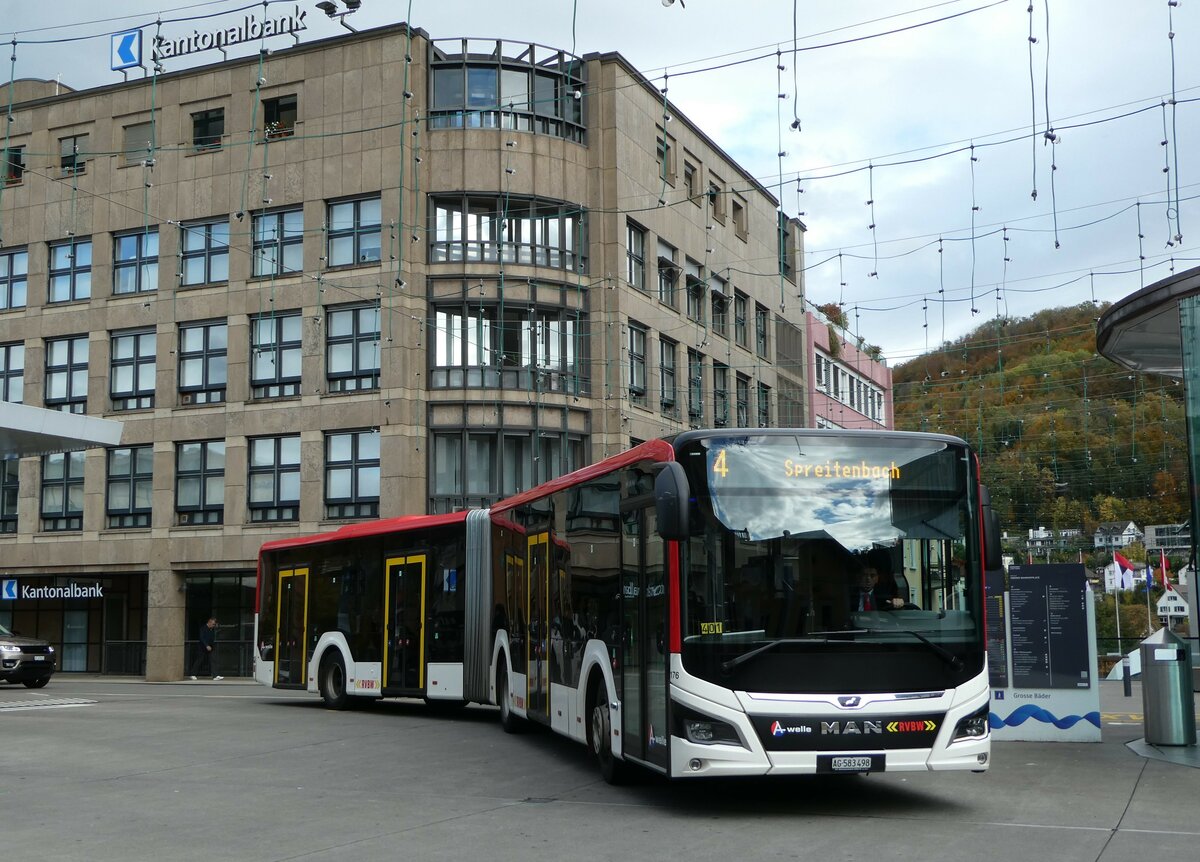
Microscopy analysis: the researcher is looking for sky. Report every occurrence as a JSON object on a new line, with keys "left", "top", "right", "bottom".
{"left": 4, "top": 0, "right": 1199, "bottom": 366}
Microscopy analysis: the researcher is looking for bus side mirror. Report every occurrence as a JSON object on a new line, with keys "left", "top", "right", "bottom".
{"left": 980, "top": 485, "right": 1002, "bottom": 571}
{"left": 654, "top": 461, "right": 690, "bottom": 542}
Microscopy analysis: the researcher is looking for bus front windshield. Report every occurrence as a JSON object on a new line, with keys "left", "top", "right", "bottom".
{"left": 677, "top": 433, "right": 985, "bottom": 694}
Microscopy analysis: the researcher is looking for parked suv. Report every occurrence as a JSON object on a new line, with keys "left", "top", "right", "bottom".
{"left": 0, "top": 621, "right": 55, "bottom": 688}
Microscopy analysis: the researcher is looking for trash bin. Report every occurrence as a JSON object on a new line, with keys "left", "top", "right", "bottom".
{"left": 1139, "top": 628, "right": 1197, "bottom": 746}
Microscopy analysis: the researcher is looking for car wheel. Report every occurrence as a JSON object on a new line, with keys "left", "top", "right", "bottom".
{"left": 23, "top": 677, "right": 50, "bottom": 689}
{"left": 319, "top": 653, "right": 349, "bottom": 710}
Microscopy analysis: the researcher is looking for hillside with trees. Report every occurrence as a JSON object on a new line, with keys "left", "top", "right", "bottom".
{"left": 891, "top": 302, "right": 1189, "bottom": 567}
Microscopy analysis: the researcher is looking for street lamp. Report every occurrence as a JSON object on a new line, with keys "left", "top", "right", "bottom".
{"left": 316, "top": 0, "right": 363, "bottom": 32}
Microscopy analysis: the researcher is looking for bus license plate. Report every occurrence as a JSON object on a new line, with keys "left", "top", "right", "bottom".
{"left": 818, "top": 754, "right": 882, "bottom": 773}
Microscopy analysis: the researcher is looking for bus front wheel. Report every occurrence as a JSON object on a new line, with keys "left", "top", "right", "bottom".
{"left": 497, "top": 661, "right": 523, "bottom": 733}
{"left": 591, "top": 698, "right": 628, "bottom": 784}
{"left": 319, "top": 653, "right": 349, "bottom": 710}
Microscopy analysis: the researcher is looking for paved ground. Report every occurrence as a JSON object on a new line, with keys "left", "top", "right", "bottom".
{"left": 1, "top": 677, "right": 1197, "bottom": 862}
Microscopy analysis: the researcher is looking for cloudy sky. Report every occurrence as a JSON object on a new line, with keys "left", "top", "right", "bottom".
{"left": 5, "top": 0, "right": 1198, "bottom": 364}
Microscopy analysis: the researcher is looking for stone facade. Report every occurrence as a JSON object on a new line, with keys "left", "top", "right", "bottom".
{"left": 0, "top": 24, "right": 808, "bottom": 679}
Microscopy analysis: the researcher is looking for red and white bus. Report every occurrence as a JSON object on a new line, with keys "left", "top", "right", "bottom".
{"left": 255, "top": 428, "right": 1001, "bottom": 781}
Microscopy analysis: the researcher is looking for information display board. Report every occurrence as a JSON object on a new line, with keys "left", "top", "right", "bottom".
{"left": 989, "top": 564, "right": 1101, "bottom": 742}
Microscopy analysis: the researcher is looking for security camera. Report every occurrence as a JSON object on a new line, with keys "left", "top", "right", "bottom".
{"left": 662, "top": 0, "right": 685, "bottom": 6}
{"left": 316, "top": 1, "right": 338, "bottom": 16}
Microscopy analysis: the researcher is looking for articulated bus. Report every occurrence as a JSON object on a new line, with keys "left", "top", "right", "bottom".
{"left": 255, "top": 428, "right": 1002, "bottom": 781}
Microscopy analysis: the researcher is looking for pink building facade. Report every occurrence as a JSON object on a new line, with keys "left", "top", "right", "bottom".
{"left": 805, "top": 310, "right": 893, "bottom": 430}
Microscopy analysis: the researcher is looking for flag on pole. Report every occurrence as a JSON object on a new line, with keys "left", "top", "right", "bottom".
{"left": 1160, "top": 550, "right": 1170, "bottom": 588}
{"left": 1145, "top": 565, "right": 1154, "bottom": 590}
{"left": 1114, "top": 551, "right": 1135, "bottom": 591}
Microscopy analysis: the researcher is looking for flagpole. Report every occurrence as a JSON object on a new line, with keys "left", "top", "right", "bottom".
{"left": 1114, "top": 553, "right": 1122, "bottom": 656}
{"left": 1145, "top": 566, "right": 1155, "bottom": 633}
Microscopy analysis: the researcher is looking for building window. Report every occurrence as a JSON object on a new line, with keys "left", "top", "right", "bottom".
{"left": 779, "top": 212, "right": 797, "bottom": 282}
{"left": 427, "top": 39, "right": 586, "bottom": 143}
{"left": 430, "top": 293, "right": 587, "bottom": 395}
{"left": 45, "top": 335, "right": 88, "bottom": 413}
{"left": 733, "top": 198, "right": 748, "bottom": 240}
{"left": 711, "top": 281, "right": 728, "bottom": 338}
{"left": 686, "top": 269, "right": 706, "bottom": 325}
{"left": 326, "top": 304, "right": 380, "bottom": 392}
{"left": 263, "top": 94, "right": 298, "bottom": 139}
{"left": 327, "top": 197, "right": 381, "bottom": 267}
{"left": 110, "top": 329, "right": 156, "bottom": 411}
{"left": 657, "top": 240, "right": 678, "bottom": 307}
{"left": 2, "top": 145, "right": 24, "bottom": 186}
{"left": 122, "top": 122, "right": 154, "bottom": 166}
{"left": 736, "top": 374, "right": 750, "bottom": 426}
{"left": 60, "top": 134, "right": 88, "bottom": 176}
{"left": 687, "top": 349, "right": 704, "bottom": 424}
{"left": 178, "top": 320, "right": 227, "bottom": 405}
{"left": 0, "top": 342, "right": 22, "bottom": 403}
{"left": 660, "top": 337, "right": 677, "bottom": 415}
{"left": 325, "top": 429, "right": 380, "bottom": 519}
{"left": 251, "top": 313, "right": 302, "bottom": 398}
{"left": 430, "top": 194, "right": 587, "bottom": 272}
{"left": 180, "top": 219, "right": 230, "bottom": 286}
{"left": 175, "top": 440, "right": 225, "bottom": 525}
{"left": 0, "top": 460, "right": 16, "bottom": 533}
{"left": 113, "top": 230, "right": 159, "bottom": 295}
{"left": 628, "top": 322, "right": 647, "bottom": 403}
{"left": 755, "top": 303, "right": 770, "bottom": 357}
{"left": 41, "top": 451, "right": 84, "bottom": 531}
{"left": 734, "top": 291, "right": 748, "bottom": 347}
{"left": 713, "top": 362, "right": 729, "bottom": 427}
{"left": 248, "top": 435, "right": 300, "bottom": 522}
{"left": 657, "top": 134, "right": 673, "bottom": 184}
{"left": 684, "top": 160, "right": 698, "bottom": 204}
{"left": 757, "top": 382, "right": 771, "bottom": 427}
{"left": 106, "top": 445, "right": 152, "bottom": 529}
{"left": 428, "top": 428, "right": 585, "bottom": 514}
{"left": 708, "top": 176, "right": 726, "bottom": 222}
{"left": 0, "top": 247, "right": 27, "bottom": 310}
{"left": 191, "top": 108, "right": 224, "bottom": 151}
{"left": 626, "top": 221, "right": 646, "bottom": 291}
{"left": 49, "top": 239, "right": 92, "bottom": 303}
{"left": 253, "top": 208, "right": 303, "bottom": 277}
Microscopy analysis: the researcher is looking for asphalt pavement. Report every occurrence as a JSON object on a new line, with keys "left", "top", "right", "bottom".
{"left": 1, "top": 676, "right": 1197, "bottom": 862}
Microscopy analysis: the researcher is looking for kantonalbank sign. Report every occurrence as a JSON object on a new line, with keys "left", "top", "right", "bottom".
{"left": 152, "top": 5, "right": 308, "bottom": 60}
{"left": 1, "top": 579, "right": 103, "bottom": 600}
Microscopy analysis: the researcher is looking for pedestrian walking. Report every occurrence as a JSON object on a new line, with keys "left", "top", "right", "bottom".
{"left": 189, "top": 616, "right": 224, "bottom": 680}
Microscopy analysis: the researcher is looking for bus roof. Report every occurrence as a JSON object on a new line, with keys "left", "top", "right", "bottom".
{"left": 490, "top": 438, "right": 675, "bottom": 515}
{"left": 258, "top": 510, "right": 470, "bottom": 556}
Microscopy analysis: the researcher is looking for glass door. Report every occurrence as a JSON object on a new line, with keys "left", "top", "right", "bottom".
{"left": 526, "top": 532, "right": 550, "bottom": 723}
{"left": 274, "top": 568, "right": 308, "bottom": 686}
{"left": 63, "top": 610, "right": 88, "bottom": 671}
{"left": 620, "top": 506, "right": 670, "bottom": 769}
{"left": 385, "top": 555, "right": 426, "bottom": 690}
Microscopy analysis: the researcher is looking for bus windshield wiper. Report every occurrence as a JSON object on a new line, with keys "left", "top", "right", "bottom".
{"left": 860, "top": 627, "right": 964, "bottom": 671}
{"left": 720, "top": 635, "right": 853, "bottom": 674}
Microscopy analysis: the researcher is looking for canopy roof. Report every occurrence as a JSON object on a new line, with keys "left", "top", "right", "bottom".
{"left": 0, "top": 403, "right": 123, "bottom": 460}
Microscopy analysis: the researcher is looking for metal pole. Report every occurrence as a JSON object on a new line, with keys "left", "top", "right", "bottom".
{"left": 1122, "top": 655, "right": 1132, "bottom": 698}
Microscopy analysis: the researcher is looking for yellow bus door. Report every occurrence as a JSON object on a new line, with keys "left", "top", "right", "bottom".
{"left": 384, "top": 555, "right": 426, "bottom": 690}
{"left": 274, "top": 568, "right": 309, "bottom": 687}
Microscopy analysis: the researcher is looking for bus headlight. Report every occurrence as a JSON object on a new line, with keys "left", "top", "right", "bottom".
{"left": 673, "top": 703, "right": 744, "bottom": 747}
{"left": 953, "top": 705, "right": 990, "bottom": 741}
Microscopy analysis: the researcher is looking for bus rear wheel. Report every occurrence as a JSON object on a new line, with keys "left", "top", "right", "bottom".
{"left": 319, "top": 653, "right": 349, "bottom": 710}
